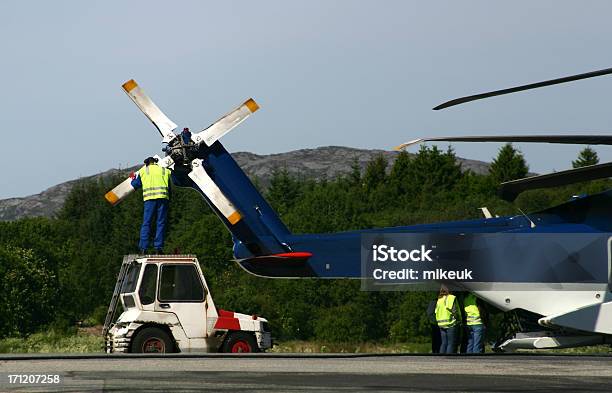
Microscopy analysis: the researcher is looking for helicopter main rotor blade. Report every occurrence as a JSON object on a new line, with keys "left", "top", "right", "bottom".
{"left": 188, "top": 159, "right": 242, "bottom": 225}
{"left": 104, "top": 175, "right": 138, "bottom": 206}
{"left": 499, "top": 162, "right": 612, "bottom": 201}
{"left": 122, "top": 79, "right": 178, "bottom": 143}
{"left": 434, "top": 67, "right": 612, "bottom": 110}
{"left": 394, "top": 135, "right": 612, "bottom": 151}
{"left": 192, "top": 98, "right": 259, "bottom": 147}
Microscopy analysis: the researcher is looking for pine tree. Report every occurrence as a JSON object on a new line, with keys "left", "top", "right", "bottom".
{"left": 348, "top": 158, "right": 361, "bottom": 186}
{"left": 388, "top": 151, "right": 412, "bottom": 194}
{"left": 266, "top": 168, "right": 302, "bottom": 215}
{"left": 488, "top": 143, "right": 529, "bottom": 183}
{"left": 363, "top": 154, "right": 387, "bottom": 191}
{"left": 572, "top": 146, "right": 599, "bottom": 168}
{"left": 407, "top": 145, "right": 463, "bottom": 191}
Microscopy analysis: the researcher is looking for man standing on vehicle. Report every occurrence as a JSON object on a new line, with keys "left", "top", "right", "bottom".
{"left": 131, "top": 156, "right": 172, "bottom": 254}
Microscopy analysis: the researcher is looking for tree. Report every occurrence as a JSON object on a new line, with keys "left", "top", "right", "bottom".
{"left": 0, "top": 246, "right": 59, "bottom": 337}
{"left": 348, "top": 158, "right": 361, "bottom": 187}
{"left": 489, "top": 143, "right": 528, "bottom": 183}
{"left": 388, "top": 151, "right": 412, "bottom": 195}
{"left": 363, "top": 154, "right": 387, "bottom": 191}
{"left": 266, "top": 168, "right": 302, "bottom": 215}
{"left": 388, "top": 292, "right": 433, "bottom": 342}
{"left": 572, "top": 146, "right": 599, "bottom": 168}
{"left": 393, "top": 145, "right": 463, "bottom": 195}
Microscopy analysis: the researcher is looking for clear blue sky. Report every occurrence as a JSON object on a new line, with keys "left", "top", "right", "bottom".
{"left": 2, "top": 1, "right": 612, "bottom": 198}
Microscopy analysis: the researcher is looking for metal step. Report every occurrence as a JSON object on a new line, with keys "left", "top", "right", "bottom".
{"left": 102, "top": 255, "right": 138, "bottom": 337}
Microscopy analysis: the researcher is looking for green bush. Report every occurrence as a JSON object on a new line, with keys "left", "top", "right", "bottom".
{"left": 314, "top": 303, "right": 369, "bottom": 342}
{"left": 389, "top": 293, "right": 433, "bottom": 342}
{"left": 0, "top": 246, "right": 59, "bottom": 337}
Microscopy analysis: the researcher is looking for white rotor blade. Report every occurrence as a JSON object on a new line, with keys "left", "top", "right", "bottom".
{"left": 188, "top": 159, "right": 242, "bottom": 225}
{"left": 192, "top": 98, "right": 259, "bottom": 147}
{"left": 104, "top": 171, "right": 140, "bottom": 206}
{"left": 122, "top": 79, "right": 178, "bottom": 143}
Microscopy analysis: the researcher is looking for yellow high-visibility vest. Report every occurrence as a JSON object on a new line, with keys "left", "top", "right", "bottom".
{"left": 138, "top": 164, "right": 170, "bottom": 201}
{"left": 435, "top": 294, "right": 459, "bottom": 328}
{"left": 464, "top": 293, "right": 483, "bottom": 326}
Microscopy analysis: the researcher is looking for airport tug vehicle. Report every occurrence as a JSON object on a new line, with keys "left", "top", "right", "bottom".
{"left": 104, "top": 255, "right": 272, "bottom": 353}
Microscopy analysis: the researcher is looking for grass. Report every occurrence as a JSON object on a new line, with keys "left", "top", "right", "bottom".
{"left": 1, "top": 327, "right": 610, "bottom": 355}
{"left": 269, "top": 341, "right": 612, "bottom": 354}
{"left": 269, "top": 340, "right": 432, "bottom": 353}
{"left": 0, "top": 327, "right": 432, "bottom": 354}
{"left": 0, "top": 329, "right": 104, "bottom": 353}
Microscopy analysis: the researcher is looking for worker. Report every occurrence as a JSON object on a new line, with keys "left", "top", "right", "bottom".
{"left": 464, "top": 292, "right": 486, "bottom": 353}
{"left": 434, "top": 285, "right": 461, "bottom": 354}
{"left": 181, "top": 127, "right": 192, "bottom": 143}
{"left": 130, "top": 156, "right": 172, "bottom": 254}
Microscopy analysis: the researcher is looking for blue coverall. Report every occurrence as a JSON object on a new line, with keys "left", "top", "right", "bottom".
{"left": 131, "top": 174, "right": 171, "bottom": 251}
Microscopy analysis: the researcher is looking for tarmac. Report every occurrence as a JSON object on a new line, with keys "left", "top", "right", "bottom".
{"left": 1, "top": 353, "right": 611, "bottom": 392}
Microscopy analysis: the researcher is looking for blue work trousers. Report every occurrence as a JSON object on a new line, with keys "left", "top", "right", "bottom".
{"left": 139, "top": 198, "right": 169, "bottom": 251}
{"left": 439, "top": 325, "right": 459, "bottom": 354}
{"left": 466, "top": 324, "right": 485, "bottom": 353}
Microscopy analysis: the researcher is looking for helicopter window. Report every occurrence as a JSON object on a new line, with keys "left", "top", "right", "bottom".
{"left": 159, "top": 264, "right": 205, "bottom": 302}
{"left": 139, "top": 264, "right": 158, "bottom": 305}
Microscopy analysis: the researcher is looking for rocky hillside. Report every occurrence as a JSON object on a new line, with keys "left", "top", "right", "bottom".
{"left": 0, "top": 146, "right": 491, "bottom": 221}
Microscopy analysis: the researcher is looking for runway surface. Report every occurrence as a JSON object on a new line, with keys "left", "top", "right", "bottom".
{"left": 1, "top": 353, "right": 611, "bottom": 392}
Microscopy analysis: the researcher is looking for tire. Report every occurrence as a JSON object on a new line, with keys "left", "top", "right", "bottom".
{"left": 222, "top": 331, "right": 259, "bottom": 353}
{"left": 131, "top": 327, "right": 175, "bottom": 353}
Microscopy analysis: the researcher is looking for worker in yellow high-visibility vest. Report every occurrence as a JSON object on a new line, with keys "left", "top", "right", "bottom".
{"left": 130, "top": 157, "right": 172, "bottom": 253}
{"left": 434, "top": 285, "right": 461, "bottom": 354}
{"left": 464, "top": 293, "right": 486, "bottom": 353}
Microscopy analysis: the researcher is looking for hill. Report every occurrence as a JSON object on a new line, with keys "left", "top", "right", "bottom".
{"left": 0, "top": 146, "right": 490, "bottom": 221}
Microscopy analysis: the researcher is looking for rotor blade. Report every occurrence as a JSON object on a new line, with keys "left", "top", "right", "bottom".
{"left": 192, "top": 98, "right": 259, "bottom": 147}
{"left": 394, "top": 135, "right": 612, "bottom": 151}
{"left": 499, "top": 162, "right": 612, "bottom": 201}
{"left": 104, "top": 175, "right": 136, "bottom": 206}
{"left": 434, "top": 67, "right": 612, "bottom": 110}
{"left": 188, "top": 159, "right": 242, "bottom": 225}
{"left": 104, "top": 156, "right": 175, "bottom": 206}
{"left": 122, "top": 79, "right": 178, "bottom": 143}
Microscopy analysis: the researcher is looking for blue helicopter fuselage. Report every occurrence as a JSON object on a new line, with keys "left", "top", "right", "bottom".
{"left": 172, "top": 141, "right": 612, "bottom": 280}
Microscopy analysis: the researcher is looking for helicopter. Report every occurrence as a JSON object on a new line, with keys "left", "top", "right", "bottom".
{"left": 106, "top": 67, "right": 612, "bottom": 351}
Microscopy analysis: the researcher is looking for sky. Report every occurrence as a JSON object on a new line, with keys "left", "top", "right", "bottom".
{"left": 2, "top": 1, "right": 612, "bottom": 198}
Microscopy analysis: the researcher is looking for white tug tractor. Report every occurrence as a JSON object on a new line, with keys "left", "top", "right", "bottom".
{"left": 103, "top": 255, "right": 272, "bottom": 353}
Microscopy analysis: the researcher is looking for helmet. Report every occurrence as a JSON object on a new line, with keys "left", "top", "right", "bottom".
{"left": 144, "top": 156, "right": 158, "bottom": 165}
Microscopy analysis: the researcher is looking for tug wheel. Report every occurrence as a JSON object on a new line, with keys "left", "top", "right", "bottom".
{"left": 131, "top": 327, "right": 175, "bottom": 353}
{"left": 223, "top": 331, "right": 259, "bottom": 353}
